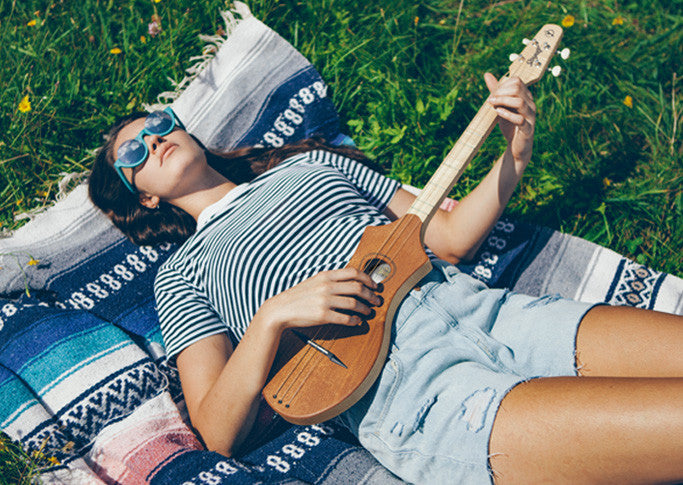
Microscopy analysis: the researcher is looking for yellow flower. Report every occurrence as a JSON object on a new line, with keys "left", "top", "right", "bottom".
{"left": 603, "top": 177, "right": 612, "bottom": 187}
{"left": 18, "top": 95, "right": 31, "bottom": 113}
{"left": 27, "top": 19, "right": 37, "bottom": 27}
{"left": 140, "top": 35, "right": 147, "bottom": 43}
{"left": 110, "top": 47, "right": 122, "bottom": 55}
{"left": 48, "top": 456, "right": 61, "bottom": 466}
{"left": 27, "top": 258, "right": 40, "bottom": 266}
{"left": 414, "top": 16, "right": 419, "bottom": 26}
{"left": 612, "top": 16, "right": 624, "bottom": 25}
{"left": 561, "top": 15, "right": 575, "bottom": 28}
{"left": 153, "top": 0, "right": 161, "bottom": 3}
{"left": 623, "top": 95, "right": 633, "bottom": 108}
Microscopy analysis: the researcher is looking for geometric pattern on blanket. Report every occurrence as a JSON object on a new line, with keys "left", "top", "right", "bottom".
{"left": 1, "top": 3, "right": 681, "bottom": 484}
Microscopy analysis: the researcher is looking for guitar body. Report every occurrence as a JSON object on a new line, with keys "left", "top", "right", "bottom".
{"left": 263, "top": 215, "right": 431, "bottom": 424}
{"left": 263, "top": 23, "right": 563, "bottom": 425}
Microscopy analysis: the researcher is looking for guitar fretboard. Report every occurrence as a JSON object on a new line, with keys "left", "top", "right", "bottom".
{"left": 406, "top": 101, "right": 499, "bottom": 226}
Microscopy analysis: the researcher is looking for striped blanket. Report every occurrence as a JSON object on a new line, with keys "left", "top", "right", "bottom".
{"left": 1, "top": 3, "right": 681, "bottom": 484}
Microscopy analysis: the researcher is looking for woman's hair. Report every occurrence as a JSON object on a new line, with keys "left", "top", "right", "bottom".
{"left": 88, "top": 112, "right": 374, "bottom": 246}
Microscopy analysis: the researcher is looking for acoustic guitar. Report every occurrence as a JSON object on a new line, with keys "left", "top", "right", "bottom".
{"left": 264, "top": 24, "right": 567, "bottom": 425}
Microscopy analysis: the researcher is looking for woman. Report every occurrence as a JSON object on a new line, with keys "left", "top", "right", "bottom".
{"left": 89, "top": 74, "right": 683, "bottom": 484}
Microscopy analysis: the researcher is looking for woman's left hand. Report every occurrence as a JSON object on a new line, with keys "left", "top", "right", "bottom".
{"left": 484, "top": 73, "right": 536, "bottom": 168}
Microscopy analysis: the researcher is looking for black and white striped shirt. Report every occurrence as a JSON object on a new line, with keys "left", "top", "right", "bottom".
{"left": 154, "top": 150, "right": 401, "bottom": 362}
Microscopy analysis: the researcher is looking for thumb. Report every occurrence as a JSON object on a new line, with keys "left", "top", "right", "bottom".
{"left": 484, "top": 72, "right": 499, "bottom": 96}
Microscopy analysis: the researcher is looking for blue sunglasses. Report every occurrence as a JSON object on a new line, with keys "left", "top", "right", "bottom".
{"left": 114, "top": 107, "right": 184, "bottom": 193}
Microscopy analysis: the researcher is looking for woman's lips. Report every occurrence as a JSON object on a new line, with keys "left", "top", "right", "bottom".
{"left": 161, "top": 144, "right": 177, "bottom": 163}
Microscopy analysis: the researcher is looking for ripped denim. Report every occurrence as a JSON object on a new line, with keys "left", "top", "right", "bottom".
{"left": 337, "top": 261, "right": 597, "bottom": 484}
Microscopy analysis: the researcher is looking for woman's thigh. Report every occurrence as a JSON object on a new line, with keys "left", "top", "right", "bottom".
{"left": 575, "top": 305, "right": 683, "bottom": 377}
{"left": 489, "top": 376, "right": 683, "bottom": 484}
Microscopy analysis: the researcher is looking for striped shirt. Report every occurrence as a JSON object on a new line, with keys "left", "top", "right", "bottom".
{"left": 154, "top": 150, "right": 401, "bottom": 363}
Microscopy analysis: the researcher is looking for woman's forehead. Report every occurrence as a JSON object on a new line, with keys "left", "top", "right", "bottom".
{"left": 113, "top": 118, "right": 146, "bottom": 156}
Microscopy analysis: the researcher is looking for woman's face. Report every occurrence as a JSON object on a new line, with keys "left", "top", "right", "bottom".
{"left": 113, "top": 118, "right": 207, "bottom": 201}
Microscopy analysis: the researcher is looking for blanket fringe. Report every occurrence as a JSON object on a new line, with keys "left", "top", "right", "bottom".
{"left": 144, "top": 1, "right": 253, "bottom": 111}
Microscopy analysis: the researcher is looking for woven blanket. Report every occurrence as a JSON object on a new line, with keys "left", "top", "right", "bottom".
{"left": 1, "top": 3, "right": 681, "bottom": 484}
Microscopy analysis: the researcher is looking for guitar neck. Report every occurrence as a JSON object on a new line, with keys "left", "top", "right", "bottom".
{"left": 406, "top": 99, "right": 499, "bottom": 229}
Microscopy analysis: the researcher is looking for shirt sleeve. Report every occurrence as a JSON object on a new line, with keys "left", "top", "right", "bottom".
{"left": 154, "top": 266, "right": 227, "bottom": 367}
{"left": 309, "top": 150, "right": 401, "bottom": 212}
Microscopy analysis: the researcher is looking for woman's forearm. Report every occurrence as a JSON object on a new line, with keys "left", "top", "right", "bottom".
{"left": 182, "top": 269, "right": 379, "bottom": 456}
{"left": 445, "top": 146, "right": 527, "bottom": 261}
{"left": 190, "top": 309, "right": 284, "bottom": 456}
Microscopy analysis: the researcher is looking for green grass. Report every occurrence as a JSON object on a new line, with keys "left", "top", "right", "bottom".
{"left": 0, "top": 0, "right": 681, "bottom": 479}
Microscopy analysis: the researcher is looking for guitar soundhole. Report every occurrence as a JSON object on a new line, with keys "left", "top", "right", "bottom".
{"left": 363, "top": 258, "right": 393, "bottom": 284}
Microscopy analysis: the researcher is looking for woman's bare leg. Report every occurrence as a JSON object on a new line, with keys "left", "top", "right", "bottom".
{"left": 488, "top": 376, "right": 683, "bottom": 484}
{"left": 489, "top": 306, "right": 683, "bottom": 483}
{"left": 575, "top": 306, "right": 683, "bottom": 377}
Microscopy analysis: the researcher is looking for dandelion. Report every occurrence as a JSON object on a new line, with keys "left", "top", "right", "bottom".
{"left": 27, "top": 258, "right": 40, "bottom": 266}
{"left": 140, "top": 35, "right": 147, "bottom": 43}
{"left": 612, "top": 16, "right": 624, "bottom": 25}
{"left": 27, "top": 19, "right": 37, "bottom": 27}
{"left": 561, "top": 15, "right": 575, "bottom": 28}
{"left": 18, "top": 95, "right": 31, "bottom": 113}
{"left": 110, "top": 47, "right": 122, "bottom": 55}
{"left": 623, "top": 95, "right": 633, "bottom": 108}
{"left": 153, "top": 0, "right": 161, "bottom": 3}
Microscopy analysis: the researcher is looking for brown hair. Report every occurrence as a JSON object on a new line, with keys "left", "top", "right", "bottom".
{"left": 88, "top": 112, "right": 374, "bottom": 246}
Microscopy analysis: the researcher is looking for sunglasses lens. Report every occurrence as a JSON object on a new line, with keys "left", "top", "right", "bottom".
{"left": 145, "top": 110, "right": 174, "bottom": 134}
{"left": 117, "top": 139, "right": 147, "bottom": 167}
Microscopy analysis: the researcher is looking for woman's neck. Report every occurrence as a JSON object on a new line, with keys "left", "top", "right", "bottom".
{"left": 171, "top": 167, "right": 237, "bottom": 221}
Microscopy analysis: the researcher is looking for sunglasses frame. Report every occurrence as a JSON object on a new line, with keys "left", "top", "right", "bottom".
{"left": 114, "top": 107, "right": 183, "bottom": 193}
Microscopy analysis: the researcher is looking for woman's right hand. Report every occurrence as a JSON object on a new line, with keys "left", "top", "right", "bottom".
{"left": 258, "top": 267, "right": 382, "bottom": 332}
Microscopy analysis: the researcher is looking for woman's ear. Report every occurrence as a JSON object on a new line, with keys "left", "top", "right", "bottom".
{"left": 139, "top": 194, "right": 161, "bottom": 210}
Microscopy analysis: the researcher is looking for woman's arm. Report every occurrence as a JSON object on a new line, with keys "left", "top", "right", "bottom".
{"left": 176, "top": 268, "right": 381, "bottom": 456}
{"left": 385, "top": 74, "right": 536, "bottom": 263}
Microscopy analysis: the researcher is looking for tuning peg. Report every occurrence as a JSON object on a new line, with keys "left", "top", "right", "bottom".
{"left": 549, "top": 65, "right": 562, "bottom": 77}
{"left": 509, "top": 53, "right": 519, "bottom": 62}
{"left": 559, "top": 48, "right": 571, "bottom": 60}
{"left": 522, "top": 38, "right": 530, "bottom": 45}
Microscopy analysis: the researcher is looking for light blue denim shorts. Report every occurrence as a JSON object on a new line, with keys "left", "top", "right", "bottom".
{"left": 338, "top": 261, "right": 598, "bottom": 484}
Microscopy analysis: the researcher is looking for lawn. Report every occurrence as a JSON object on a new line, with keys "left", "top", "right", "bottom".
{"left": 1, "top": 0, "right": 681, "bottom": 481}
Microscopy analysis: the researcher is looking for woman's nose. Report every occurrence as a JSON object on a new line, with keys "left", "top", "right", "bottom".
{"left": 145, "top": 134, "right": 163, "bottom": 154}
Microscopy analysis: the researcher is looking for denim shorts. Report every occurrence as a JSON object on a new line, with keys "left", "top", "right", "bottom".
{"left": 337, "top": 261, "right": 598, "bottom": 484}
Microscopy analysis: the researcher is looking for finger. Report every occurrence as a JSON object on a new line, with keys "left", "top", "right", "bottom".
{"left": 329, "top": 295, "right": 374, "bottom": 317}
{"left": 323, "top": 267, "right": 378, "bottom": 289}
{"left": 484, "top": 72, "right": 499, "bottom": 95}
{"left": 334, "top": 281, "right": 382, "bottom": 306}
{"left": 493, "top": 77, "right": 534, "bottom": 103}
{"left": 489, "top": 95, "right": 536, "bottom": 120}
{"left": 494, "top": 107, "right": 527, "bottom": 126}
{"left": 322, "top": 310, "right": 363, "bottom": 326}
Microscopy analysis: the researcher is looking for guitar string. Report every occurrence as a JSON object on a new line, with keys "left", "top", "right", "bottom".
{"left": 276, "top": 54, "right": 539, "bottom": 411}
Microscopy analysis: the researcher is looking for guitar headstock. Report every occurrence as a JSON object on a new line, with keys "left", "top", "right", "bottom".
{"left": 508, "top": 24, "right": 567, "bottom": 86}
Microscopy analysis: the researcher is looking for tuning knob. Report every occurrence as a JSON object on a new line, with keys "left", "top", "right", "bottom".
{"left": 509, "top": 53, "right": 519, "bottom": 62}
{"left": 560, "top": 48, "right": 571, "bottom": 60}
{"left": 549, "top": 66, "right": 562, "bottom": 77}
